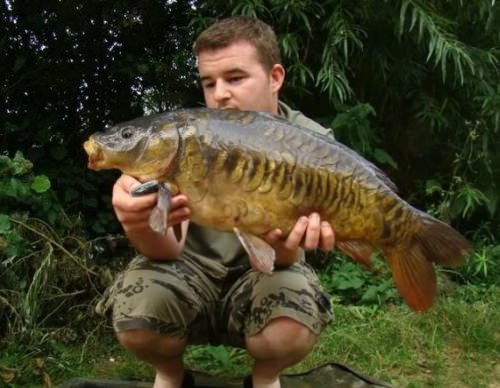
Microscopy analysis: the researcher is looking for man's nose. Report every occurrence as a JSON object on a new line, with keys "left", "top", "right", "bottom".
{"left": 214, "top": 81, "right": 230, "bottom": 101}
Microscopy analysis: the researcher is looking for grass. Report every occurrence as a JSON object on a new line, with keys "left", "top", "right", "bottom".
{"left": 307, "top": 294, "right": 500, "bottom": 387}
{"left": 1, "top": 284, "right": 499, "bottom": 387}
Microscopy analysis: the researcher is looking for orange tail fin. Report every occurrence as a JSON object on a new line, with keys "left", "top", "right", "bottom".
{"left": 383, "top": 213, "right": 471, "bottom": 312}
{"left": 384, "top": 244, "right": 437, "bottom": 311}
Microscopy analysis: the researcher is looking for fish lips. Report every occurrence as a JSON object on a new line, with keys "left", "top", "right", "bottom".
{"left": 83, "top": 139, "right": 105, "bottom": 170}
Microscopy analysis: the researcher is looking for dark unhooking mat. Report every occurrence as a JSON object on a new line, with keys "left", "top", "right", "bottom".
{"left": 62, "top": 362, "right": 396, "bottom": 388}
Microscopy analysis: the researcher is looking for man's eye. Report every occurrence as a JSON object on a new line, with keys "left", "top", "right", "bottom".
{"left": 202, "top": 82, "right": 214, "bottom": 89}
{"left": 229, "top": 77, "right": 242, "bottom": 83}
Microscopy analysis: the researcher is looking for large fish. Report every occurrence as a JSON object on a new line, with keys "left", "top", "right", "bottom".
{"left": 84, "top": 108, "right": 470, "bottom": 312}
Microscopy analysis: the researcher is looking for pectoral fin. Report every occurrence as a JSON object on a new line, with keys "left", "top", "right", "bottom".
{"left": 233, "top": 227, "right": 275, "bottom": 275}
{"left": 148, "top": 183, "right": 172, "bottom": 235}
{"left": 131, "top": 181, "right": 178, "bottom": 238}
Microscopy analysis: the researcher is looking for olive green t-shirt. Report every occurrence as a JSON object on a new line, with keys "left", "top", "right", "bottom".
{"left": 183, "top": 102, "right": 333, "bottom": 268}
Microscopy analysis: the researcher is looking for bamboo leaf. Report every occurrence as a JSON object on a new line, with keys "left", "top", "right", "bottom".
{"left": 399, "top": 0, "right": 410, "bottom": 36}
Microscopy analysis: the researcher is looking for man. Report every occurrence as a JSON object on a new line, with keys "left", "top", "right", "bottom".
{"left": 102, "top": 16, "right": 335, "bottom": 388}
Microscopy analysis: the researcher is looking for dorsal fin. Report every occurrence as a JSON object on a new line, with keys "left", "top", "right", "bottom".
{"left": 303, "top": 128, "right": 399, "bottom": 193}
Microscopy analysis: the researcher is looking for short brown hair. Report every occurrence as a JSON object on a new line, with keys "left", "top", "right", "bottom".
{"left": 192, "top": 15, "right": 281, "bottom": 71}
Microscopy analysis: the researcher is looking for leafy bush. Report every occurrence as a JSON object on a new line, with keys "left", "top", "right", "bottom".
{"left": 456, "top": 242, "right": 500, "bottom": 287}
{"left": 0, "top": 151, "right": 70, "bottom": 256}
{"left": 0, "top": 152, "right": 125, "bottom": 347}
{"left": 330, "top": 103, "right": 398, "bottom": 169}
{"left": 318, "top": 253, "right": 400, "bottom": 307}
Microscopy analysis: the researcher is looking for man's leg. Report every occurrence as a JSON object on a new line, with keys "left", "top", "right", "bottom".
{"left": 100, "top": 255, "right": 222, "bottom": 388}
{"left": 224, "top": 260, "right": 333, "bottom": 388}
{"left": 245, "top": 317, "right": 316, "bottom": 388}
{"left": 117, "top": 329, "right": 187, "bottom": 388}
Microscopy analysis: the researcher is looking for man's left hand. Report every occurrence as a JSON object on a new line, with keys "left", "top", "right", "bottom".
{"left": 261, "top": 213, "right": 335, "bottom": 267}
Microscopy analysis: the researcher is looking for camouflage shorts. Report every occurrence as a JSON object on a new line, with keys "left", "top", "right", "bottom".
{"left": 96, "top": 253, "right": 333, "bottom": 348}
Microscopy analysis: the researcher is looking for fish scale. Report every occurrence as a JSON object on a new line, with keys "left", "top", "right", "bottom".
{"left": 257, "top": 158, "right": 275, "bottom": 194}
{"left": 84, "top": 107, "right": 471, "bottom": 312}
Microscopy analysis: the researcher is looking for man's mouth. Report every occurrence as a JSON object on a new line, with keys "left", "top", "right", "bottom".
{"left": 218, "top": 104, "right": 238, "bottom": 110}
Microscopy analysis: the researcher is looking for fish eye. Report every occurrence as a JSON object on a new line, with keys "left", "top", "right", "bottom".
{"left": 120, "top": 127, "right": 134, "bottom": 139}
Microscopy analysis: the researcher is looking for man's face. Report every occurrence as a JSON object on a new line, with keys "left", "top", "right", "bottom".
{"left": 197, "top": 40, "right": 284, "bottom": 114}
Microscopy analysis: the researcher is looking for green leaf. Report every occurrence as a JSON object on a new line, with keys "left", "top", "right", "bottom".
{"left": 31, "top": 175, "right": 51, "bottom": 193}
{"left": 5, "top": 232, "right": 27, "bottom": 257}
{"left": 483, "top": 189, "right": 498, "bottom": 217}
{"left": 7, "top": 178, "right": 29, "bottom": 198}
{"left": 335, "top": 277, "right": 364, "bottom": 290}
{"left": 11, "top": 151, "right": 33, "bottom": 176}
{"left": 0, "top": 214, "right": 10, "bottom": 234}
{"left": 0, "top": 155, "right": 11, "bottom": 174}
{"left": 425, "top": 179, "right": 443, "bottom": 195}
{"left": 373, "top": 148, "right": 398, "bottom": 168}
{"left": 361, "top": 285, "right": 379, "bottom": 303}
{"left": 207, "top": 345, "right": 231, "bottom": 367}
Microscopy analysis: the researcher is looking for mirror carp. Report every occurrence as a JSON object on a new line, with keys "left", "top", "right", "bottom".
{"left": 84, "top": 108, "right": 470, "bottom": 312}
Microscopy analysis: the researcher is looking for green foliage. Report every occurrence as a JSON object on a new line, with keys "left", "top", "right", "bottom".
{"left": 319, "top": 254, "right": 400, "bottom": 307}
{"left": 425, "top": 177, "right": 494, "bottom": 222}
{"left": 330, "top": 103, "right": 398, "bottom": 168}
{"left": 0, "top": 219, "right": 133, "bottom": 388}
{"left": 314, "top": 286, "right": 500, "bottom": 387}
{"left": 1, "top": 0, "right": 200, "bottom": 237}
{"left": 0, "top": 151, "right": 70, "bottom": 257}
{"left": 458, "top": 242, "right": 500, "bottom": 286}
{"left": 185, "top": 345, "right": 249, "bottom": 375}
{"left": 0, "top": 215, "right": 95, "bottom": 341}
{"left": 2, "top": 154, "right": 45, "bottom": 197}
{"left": 0, "top": 153, "right": 129, "bottom": 351}
{"left": 399, "top": 0, "right": 475, "bottom": 84}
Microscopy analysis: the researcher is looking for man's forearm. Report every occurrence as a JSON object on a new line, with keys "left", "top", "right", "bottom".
{"left": 125, "top": 222, "right": 187, "bottom": 260}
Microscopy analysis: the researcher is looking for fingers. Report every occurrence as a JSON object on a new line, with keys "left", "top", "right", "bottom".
{"left": 319, "top": 221, "right": 335, "bottom": 251}
{"left": 167, "top": 196, "right": 190, "bottom": 226}
{"left": 111, "top": 174, "right": 190, "bottom": 232}
{"left": 170, "top": 194, "right": 189, "bottom": 211}
{"left": 285, "top": 213, "right": 335, "bottom": 252}
{"left": 284, "top": 216, "right": 309, "bottom": 250}
{"left": 261, "top": 228, "right": 283, "bottom": 245}
{"left": 302, "top": 213, "right": 321, "bottom": 250}
{"left": 112, "top": 175, "right": 157, "bottom": 213}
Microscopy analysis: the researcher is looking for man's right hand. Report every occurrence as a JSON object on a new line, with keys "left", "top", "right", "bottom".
{"left": 112, "top": 175, "right": 191, "bottom": 234}
{"left": 111, "top": 174, "right": 190, "bottom": 260}
{"left": 112, "top": 175, "right": 158, "bottom": 233}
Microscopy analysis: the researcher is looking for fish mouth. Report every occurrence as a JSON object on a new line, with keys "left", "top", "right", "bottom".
{"left": 83, "top": 139, "right": 105, "bottom": 170}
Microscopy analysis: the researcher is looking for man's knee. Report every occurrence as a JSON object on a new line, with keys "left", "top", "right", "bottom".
{"left": 117, "top": 328, "right": 153, "bottom": 350}
{"left": 117, "top": 329, "right": 186, "bottom": 356}
{"left": 245, "top": 317, "right": 316, "bottom": 360}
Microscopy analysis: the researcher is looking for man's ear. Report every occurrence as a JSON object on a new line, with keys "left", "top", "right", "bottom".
{"left": 270, "top": 64, "right": 285, "bottom": 94}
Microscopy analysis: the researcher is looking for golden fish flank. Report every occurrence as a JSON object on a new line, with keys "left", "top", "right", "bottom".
{"left": 84, "top": 108, "right": 471, "bottom": 312}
